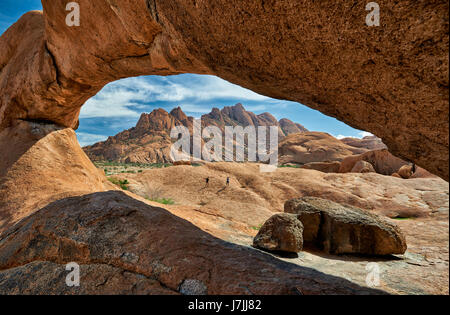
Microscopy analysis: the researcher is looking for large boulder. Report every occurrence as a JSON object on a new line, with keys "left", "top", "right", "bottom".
{"left": 284, "top": 197, "right": 407, "bottom": 255}
{"left": 253, "top": 213, "right": 304, "bottom": 253}
{"left": 351, "top": 160, "right": 376, "bottom": 173}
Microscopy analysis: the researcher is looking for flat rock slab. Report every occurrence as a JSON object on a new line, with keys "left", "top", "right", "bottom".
{"left": 285, "top": 197, "right": 407, "bottom": 255}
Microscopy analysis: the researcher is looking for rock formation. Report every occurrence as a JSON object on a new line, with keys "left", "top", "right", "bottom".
{"left": 339, "top": 149, "right": 409, "bottom": 175}
{"left": 340, "top": 136, "right": 387, "bottom": 151}
{"left": 284, "top": 197, "right": 407, "bottom": 255}
{"left": 84, "top": 104, "right": 308, "bottom": 163}
{"left": 0, "top": 191, "right": 383, "bottom": 295}
{"left": 253, "top": 213, "right": 304, "bottom": 253}
{"left": 0, "top": 0, "right": 448, "bottom": 296}
{"left": 279, "top": 132, "right": 367, "bottom": 165}
{"left": 0, "top": 120, "right": 114, "bottom": 233}
{"left": 0, "top": 1, "right": 447, "bottom": 179}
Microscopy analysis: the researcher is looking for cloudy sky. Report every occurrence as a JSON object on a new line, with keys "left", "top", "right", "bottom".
{"left": 1, "top": 1, "right": 370, "bottom": 146}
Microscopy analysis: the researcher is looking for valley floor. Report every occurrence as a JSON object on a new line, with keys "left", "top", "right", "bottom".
{"left": 104, "top": 162, "right": 449, "bottom": 295}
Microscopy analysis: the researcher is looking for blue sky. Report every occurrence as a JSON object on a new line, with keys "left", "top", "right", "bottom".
{"left": 1, "top": 1, "right": 369, "bottom": 146}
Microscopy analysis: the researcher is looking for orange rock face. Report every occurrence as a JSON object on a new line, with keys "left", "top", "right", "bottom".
{"left": 0, "top": 1, "right": 447, "bottom": 179}
{"left": 0, "top": 120, "right": 114, "bottom": 233}
{"left": 340, "top": 149, "right": 408, "bottom": 175}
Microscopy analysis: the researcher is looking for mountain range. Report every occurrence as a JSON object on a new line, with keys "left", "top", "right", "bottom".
{"left": 83, "top": 103, "right": 309, "bottom": 163}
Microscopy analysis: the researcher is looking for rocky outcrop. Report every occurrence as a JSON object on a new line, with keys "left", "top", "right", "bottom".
{"left": 84, "top": 104, "right": 308, "bottom": 163}
{"left": 0, "top": 191, "right": 383, "bottom": 295}
{"left": 340, "top": 136, "right": 387, "bottom": 151}
{"left": 0, "top": 1, "right": 447, "bottom": 179}
{"left": 339, "top": 149, "right": 437, "bottom": 179}
{"left": 279, "top": 132, "right": 367, "bottom": 165}
{"left": 253, "top": 214, "right": 304, "bottom": 253}
{"left": 339, "top": 149, "right": 409, "bottom": 175}
{"left": 0, "top": 120, "right": 114, "bottom": 234}
{"left": 284, "top": 197, "right": 407, "bottom": 255}
{"left": 279, "top": 119, "right": 309, "bottom": 136}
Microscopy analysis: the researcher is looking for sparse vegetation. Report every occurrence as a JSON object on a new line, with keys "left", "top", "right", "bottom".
{"left": 251, "top": 224, "right": 263, "bottom": 231}
{"left": 279, "top": 164, "right": 301, "bottom": 168}
{"left": 392, "top": 216, "right": 414, "bottom": 220}
{"left": 95, "top": 161, "right": 173, "bottom": 175}
{"left": 107, "top": 177, "right": 130, "bottom": 190}
{"left": 146, "top": 197, "right": 175, "bottom": 205}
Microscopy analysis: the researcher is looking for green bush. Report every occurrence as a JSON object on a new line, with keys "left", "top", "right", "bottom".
{"left": 107, "top": 177, "right": 129, "bottom": 190}
{"left": 146, "top": 196, "right": 175, "bottom": 205}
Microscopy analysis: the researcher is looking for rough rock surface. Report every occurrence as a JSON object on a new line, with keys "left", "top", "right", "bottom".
{"left": 253, "top": 214, "right": 304, "bottom": 253}
{"left": 0, "top": 120, "right": 114, "bottom": 233}
{"left": 279, "top": 132, "right": 367, "bottom": 165}
{"left": 351, "top": 160, "right": 376, "bottom": 173}
{"left": 0, "top": 1, "right": 447, "bottom": 179}
{"left": 284, "top": 197, "right": 407, "bottom": 255}
{"left": 0, "top": 191, "right": 383, "bottom": 295}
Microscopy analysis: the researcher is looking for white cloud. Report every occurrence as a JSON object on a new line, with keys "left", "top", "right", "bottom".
{"left": 76, "top": 132, "right": 108, "bottom": 147}
{"left": 334, "top": 131, "right": 374, "bottom": 140}
{"left": 358, "top": 131, "right": 374, "bottom": 138}
{"left": 79, "top": 75, "right": 272, "bottom": 118}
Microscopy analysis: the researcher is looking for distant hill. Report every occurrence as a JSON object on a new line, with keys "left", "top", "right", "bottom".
{"left": 83, "top": 103, "right": 309, "bottom": 163}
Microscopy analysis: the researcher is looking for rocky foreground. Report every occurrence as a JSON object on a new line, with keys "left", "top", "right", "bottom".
{"left": 109, "top": 162, "right": 449, "bottom": 295}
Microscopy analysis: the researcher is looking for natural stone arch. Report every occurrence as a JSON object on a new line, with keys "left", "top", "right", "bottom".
{"left": 0, "top": 0, "right": 448, "bottom": 180}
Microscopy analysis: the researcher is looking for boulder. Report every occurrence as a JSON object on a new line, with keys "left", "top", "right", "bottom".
{"left": 253, "top": 213, "right": 304, "bottom": 253}
{"left": 398, "top": 165, "right": 413, "bottom": 179}
{"left": 351, "top": 160, "right": 376, "bottom": 173}
{"left": 284, "top": 197, "right": 407, "bottom": 255}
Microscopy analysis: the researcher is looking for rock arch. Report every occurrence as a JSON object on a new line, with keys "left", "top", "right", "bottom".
{"left": 0, "top": 0, "right": 448, "bottom": 180}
